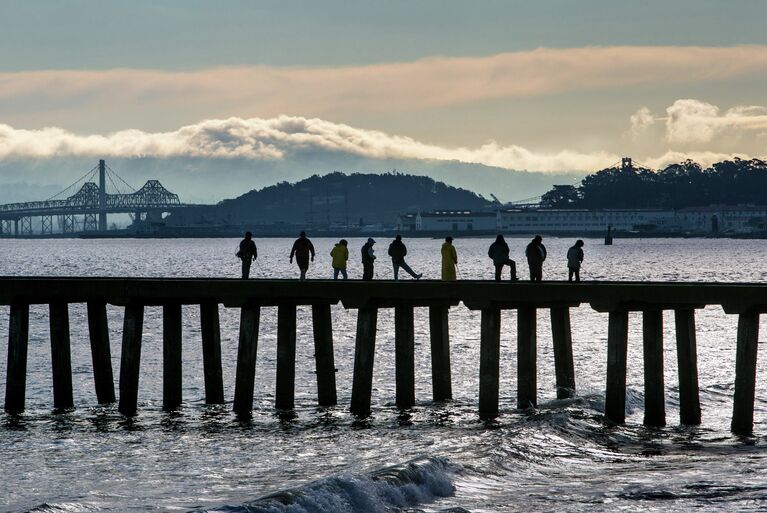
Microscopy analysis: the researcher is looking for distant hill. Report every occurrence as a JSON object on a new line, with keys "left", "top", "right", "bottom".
{"left": 167, "top": 171, "right": 492, "bottom": 227}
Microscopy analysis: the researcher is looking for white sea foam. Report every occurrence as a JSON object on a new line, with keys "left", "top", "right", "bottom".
{"left": 205, "top": 456, "right": 458, "bottom": 513}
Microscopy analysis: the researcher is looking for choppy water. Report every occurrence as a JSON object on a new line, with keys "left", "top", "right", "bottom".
{"left": 2, "top": 236, "right": 767, "bottom": 512}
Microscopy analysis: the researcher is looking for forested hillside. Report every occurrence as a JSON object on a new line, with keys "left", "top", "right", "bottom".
{"left": 167, "top": 172, "right": 491, "bottom": 227}
{"left": 541, "top": 159, "right": 767, "bottom": 209}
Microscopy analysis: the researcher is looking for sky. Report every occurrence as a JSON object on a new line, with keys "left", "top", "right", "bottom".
{"left": 1, "top": 1, "right": 767, "bottom": 201}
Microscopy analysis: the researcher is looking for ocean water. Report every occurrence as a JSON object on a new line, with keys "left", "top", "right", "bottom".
{"left": 2, "top": 236, "right": 767, "bottom": 512}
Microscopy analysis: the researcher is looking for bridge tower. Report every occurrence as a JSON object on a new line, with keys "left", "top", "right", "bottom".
{"left": 98, "top": 159, "right": 107, "bottom": 231}
{"left": 621, "top": 157, "right": 633, "bottom": 171}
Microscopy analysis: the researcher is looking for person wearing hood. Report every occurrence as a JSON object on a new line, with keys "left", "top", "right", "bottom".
{"left": 525, "top": 234, "right": 547, "bottom": 282}
{"left": 567, "top": 239, "right": 585, "bottom": 282}
{"left": 388, "top": 235, "right": 422, "bottom": 280}
{"left": 361, "top": 238, "right": 376, "bottom": 280}
{"left": 441, "top": 236, "right": 458, "bottom": 281}
{"left": 487, "top": 234, "right": 518, "bottom": 281}
{"left": 330, "top": 239, "right": 349, "bottom": 279}
{"left": 289, "top": 231, "right": 315, "bottom": 280}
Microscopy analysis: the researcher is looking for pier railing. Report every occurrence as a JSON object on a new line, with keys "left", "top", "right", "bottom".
{"left": 2, "top": 278, "right": 766, "bottom": 434}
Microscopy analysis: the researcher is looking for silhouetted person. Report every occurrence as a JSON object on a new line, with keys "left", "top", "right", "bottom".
{"left": 488, "top": 234, "right": 518, "bottom": 281}
{"left": 567, "top": 239, "right": 585, "bottom": 282}
{"left": 330, "top": 239, "right": 349, "bottom": 280}
{"left": 361, "top": 238, "right": 376, "bottom": 280}
{"left": 237, "top": 231, "right": 258, "bottom": 279}
{"left": 525, "top": 235, "right": 547, "bottom": 282}
{"left": 388, "top": 235, "right": 422, "bottom": 280}
{"left": 290, "top": 231, "right": 315, "bottom": 280}
{"left": 441, "top": 236, "right": 457, "bottom": 281}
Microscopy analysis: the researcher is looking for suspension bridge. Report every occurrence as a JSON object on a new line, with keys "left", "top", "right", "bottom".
{"left": 0, "top": 160, "right": 202, "bottom": 237}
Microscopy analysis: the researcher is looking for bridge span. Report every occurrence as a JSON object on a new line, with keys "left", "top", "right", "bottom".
{"left": 0, "top": 160, "right": 203, "bottom": 236}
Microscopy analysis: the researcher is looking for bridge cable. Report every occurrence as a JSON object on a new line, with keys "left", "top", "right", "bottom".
{"left": 43, "top": 165, "right": 99, "bottom": 201}
{"left": 106, "top": 164, "right": 136, "bottom": 193}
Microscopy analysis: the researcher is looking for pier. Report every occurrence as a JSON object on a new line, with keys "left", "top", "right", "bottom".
{"left": 1, "top": 278, "right": 766, "bottom": 434}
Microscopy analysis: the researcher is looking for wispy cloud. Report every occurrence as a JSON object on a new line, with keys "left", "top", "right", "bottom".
{"left": 665, "top": 99, "right": 767, "bottom": 144}
{"left": 2, "top": 46, "right": 767, "bottom": 124}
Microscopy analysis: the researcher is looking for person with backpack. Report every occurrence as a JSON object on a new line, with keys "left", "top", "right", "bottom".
{"left": 567, "top": 239, "right": 585, "bottom": 282}
{"left": 330, "top": 239, "right": 349, "bottom": 279}
{"left": 289, "top": 231, "right": 315, "bottom": 280}
{"left": 236, "top": 231, "right": 258, "bottom": 279}
{"left": 525, "top": 234, "right": 547, "bottom": 282}
{"left": 488, "top": 234, "right": 518, "bottom": 281}
{"left": 361, "top": 238, "right": 376, "bottom": 280}
{"left": 388, "top": 235, "right": 422, "bottom": 280}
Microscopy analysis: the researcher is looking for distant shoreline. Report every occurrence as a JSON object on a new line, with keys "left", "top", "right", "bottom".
{"left": 0, "top": 229, "right": 761, "bottom": 240}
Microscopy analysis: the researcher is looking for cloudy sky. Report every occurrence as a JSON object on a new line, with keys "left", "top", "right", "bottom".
{"left": 1, "top": 1, "right": 767, "bottom": 201}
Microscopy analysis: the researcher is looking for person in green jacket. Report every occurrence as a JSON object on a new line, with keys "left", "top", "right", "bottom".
{"left": 330, "top": 239, "right": 349, "bottom": 279}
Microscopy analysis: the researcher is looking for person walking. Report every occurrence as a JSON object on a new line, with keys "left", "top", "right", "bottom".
{"left": 388, "top": 235, "right": 422, "bottom": 280}
{"left": 289, "top": 231, "right": 315, "bottom": 280}
{"left": 525, "top": 234, "right": 547, "bottom": 282}
{"left": 567, "top": 239, "right": 585, "bottom": 282}
{"left": 236, "top": 231, "right": 258, "bottom": 279}
{"left": 361, "top": 238, "right": 376, "bottom": 280}
{"left": 488, "top": 234, "right": 518, "bottom": 281}
{"left": 330, "top": 239, "right": 349, "bottom": 279}
{"left": 441, "top": 236, "right": 458, "bottom": 281}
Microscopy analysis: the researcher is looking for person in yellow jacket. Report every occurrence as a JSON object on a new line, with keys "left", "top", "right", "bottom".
{"left": 441, "top": 236, "right": 458, "bottom": 280}
{"left": 330, "top": 239, "right": 349, "bottom": 279}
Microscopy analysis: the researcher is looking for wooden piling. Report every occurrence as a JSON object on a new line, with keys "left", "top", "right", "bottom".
{"left": 118, "top": 303, "right": 144, "bottom": 416}
{"left": 162, "top": 304, "right": 183, "bottom": 410}
{"left": 731, "top": 310, "right": 760, "bottom": 435}
{"left": 351, "top": 307, "right": 378, "bottom": 416}
{"left": 49, "top": 302, "right": 74, "bottom": 411}
{"left": 605, "top": 310, "right": 629, "bottom": 424}
{"left": 394, "top": 304, "right": 416, "bottom": 409}
{"left": 233, "top": 305, "right": 260, "bottom": 415}
{"left": 479, "top": 307, "right": 501, "bottom": 420}
{"left": 5, "top": 303, "right": 29, "bottom": 414}
{"left": 200, "top": 302, "right": 224, "bottom": 404}
{"left": 550, "top": 306, "right": 576, "bottom": 399}
{"left": 275, "top": 304, "right": 297, "bottom": 410}
{"left": 428, "top": 305, "right": 452, "bottom": 401}
{"left": 86, "top": 301, "right": 115, "bottom": 403}
{"left": 311, "top": 303, "right": 337, "bottom": 407}
{"left": 517, "top": 307, "right": 537, "bottom": 409}
{"left": 642, "top": 309, "right": 665, "bottom": 427}
{"left": 674, "top": 308, "right": 701, "bottom": 425}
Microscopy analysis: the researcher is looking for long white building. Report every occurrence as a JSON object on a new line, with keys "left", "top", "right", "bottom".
{"left": 398, "top": 205, "right": 767, "bottom": 234}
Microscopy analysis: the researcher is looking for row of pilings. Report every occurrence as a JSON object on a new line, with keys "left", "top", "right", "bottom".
{"left": 1, "top": 278, "right": 765, "bottom": 434}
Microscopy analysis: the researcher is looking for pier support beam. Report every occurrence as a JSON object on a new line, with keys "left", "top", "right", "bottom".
{"left": 605, "top": 310, "right": 629, "bottom": 424}
{"left": 395, "top": 305, "right": 416, "bottom": 409}
{"left": 312, "top": 304, "right": 337, "bottom": 407}
{"left": 550, "top": 306, "right": 576, "bottom": 399}
{"left": 642, "top": 310, "right": 665, "bottom": 427}
{"left": 162, "top": 304, "right": 183, "bottom": 410}
{"left": 87, "top": 302, "right": 115, "bottom": 404}
{"left": 517, "top": 307, "right": 537, "bottom": 409}
{"left": 479, "top": 307, "right": 501, "bottom": 420}
{"left": 200, "top": 302, "right": 224, "bottom": 405}
{"left": 233, "top": 305, "right": 260, "bottom": 416}
{"left": 674, "top": 309, "right": 701, "bottom": 425}
{"left": 731, "top": 310, "right": 760, "bottom": 435}
{"left": 351, "top": 307, "right": 378, "bottom": 416}
{"left": 119, "top": 303, "right": 144, "bottom": 416}
{"left": 5, "top": 303, "right": 29, "bottom": 414}
{"left": 276, "top": 304, "right": 297, "bottom": 410}
{"left": 49, "top": 302, "right": 74, "bottom": 411}
{"left": 429, "top": 305, "right": 452, "bottom": 401}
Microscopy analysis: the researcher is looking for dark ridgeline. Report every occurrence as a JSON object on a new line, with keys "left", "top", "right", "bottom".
{"left": 541, "top": 158, "right": 767, "bottom": 210}
{"left": 165, "top": 172, "right": 492, "bottom": 228}
{"left": 6, "top": 277, "right": 767, "bottom": 435}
